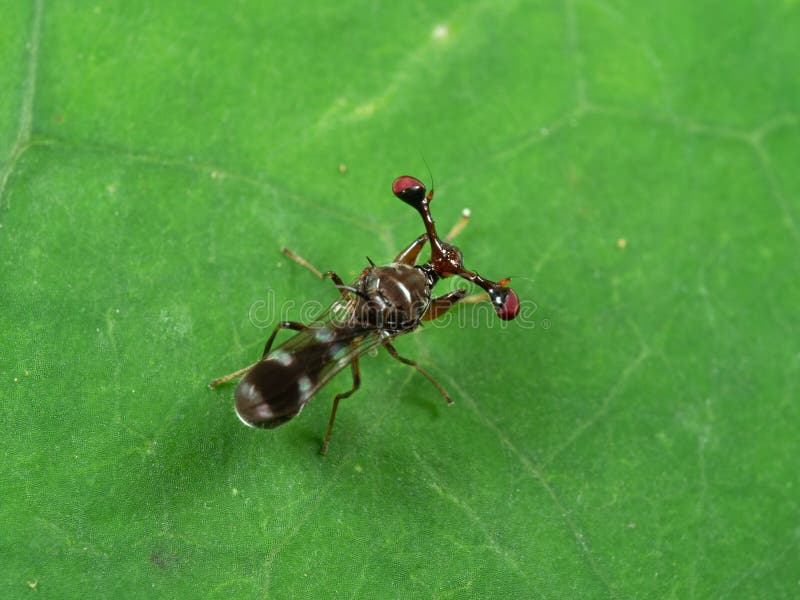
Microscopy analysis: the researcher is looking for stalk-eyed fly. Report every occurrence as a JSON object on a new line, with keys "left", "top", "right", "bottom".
{"left": 210, "top": 176, "right": 520, "bottom": 454}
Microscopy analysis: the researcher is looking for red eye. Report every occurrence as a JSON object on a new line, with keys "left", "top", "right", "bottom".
{"left": 498, "top": 288, "right": 520, "bottom": 320}
{"left": 392, "top": 176, "right": 427, "bottom": 207}
{"left": 489, "top": 286, "right": 520, "bottom": 320}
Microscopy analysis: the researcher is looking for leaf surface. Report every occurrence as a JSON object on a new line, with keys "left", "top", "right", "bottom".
{"left": 2, "top": 1, "right": 799, "bottom": 597}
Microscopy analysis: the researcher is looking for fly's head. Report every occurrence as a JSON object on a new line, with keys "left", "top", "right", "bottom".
{"left": 392, "top": 175, "right": 520, "bottom": 321}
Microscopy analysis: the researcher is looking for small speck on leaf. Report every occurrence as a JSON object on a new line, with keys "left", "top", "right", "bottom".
{"left": 432, "top": 24, "right": 449, "bottom": 39}
{"left": 150, "top": 550, "right": 179, "bottom": 570}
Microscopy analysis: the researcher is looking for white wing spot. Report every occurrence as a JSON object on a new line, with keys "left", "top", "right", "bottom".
{"left": 315, "top": 328, "right": 334, "bottom": 343}
{"left": 327, "top": 342, "right": 346, "bottom": 359}
{"left": 298, "top": 376, "right": 313, "bottom": 395}
{"left": 271, "top": 351, "right": 293, "bottom": 366}
{"left": 235, "top": 382, "right": 273, "bottom": 427}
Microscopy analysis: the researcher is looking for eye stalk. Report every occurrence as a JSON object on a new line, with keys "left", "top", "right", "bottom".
{"left": 392, "top": 173, "right": 520, "bottom": 321}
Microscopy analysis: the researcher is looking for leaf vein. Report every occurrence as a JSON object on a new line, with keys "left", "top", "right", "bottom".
{"left": 0, "top": 0, "right": 43, "bottom": 210}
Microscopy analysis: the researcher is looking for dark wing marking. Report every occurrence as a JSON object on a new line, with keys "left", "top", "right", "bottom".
{"left": 235, "top": 300, "right": 385, "bottom": 428}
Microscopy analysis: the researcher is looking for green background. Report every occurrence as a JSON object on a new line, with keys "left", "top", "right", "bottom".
{"left": 2, "top": 1, "right": 798, "bottom": 597}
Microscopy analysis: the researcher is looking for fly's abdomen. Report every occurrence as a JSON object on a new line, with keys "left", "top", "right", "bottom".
{"left": 234, "top": 338, "right": 347, "bottom": 429}
{"left": 235, "top": 354, "right": 318, "bottom": 428}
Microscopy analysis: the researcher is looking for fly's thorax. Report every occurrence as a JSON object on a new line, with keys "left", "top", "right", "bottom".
{"left": 355, "top": 263, "right": 432, "bottom": 332}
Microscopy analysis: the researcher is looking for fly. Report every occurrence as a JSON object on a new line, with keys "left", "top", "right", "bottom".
{"left": 210, "top": 175, "right": 520, "bottom": 454}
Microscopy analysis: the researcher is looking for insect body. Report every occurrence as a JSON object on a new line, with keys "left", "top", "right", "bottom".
{"left": 210, "top": 176, "right": 520, "bottom": 454}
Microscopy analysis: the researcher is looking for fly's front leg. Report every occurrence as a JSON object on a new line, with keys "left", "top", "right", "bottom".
{"left": 320, "top": 350, "right": 361, "bottom": 455}
{"left": 444, "top": 208, "right": 471, "bottom": 242}
{"left": 382, "top": 341, "right": 452, "bottom": 405}
{"left": 459, "top": 292, "right": 488, "bottom": 304}
{"left": 393, "top": 210, "right": 468, "bottom": 267}
{"left": 422, "top": 289, "right": 467, "bottom": 321}
{"left": 281, "top": 246, "right": 348, "bottom": 299}
{"left": 281, "top": 246, "right": 324, "bottom": 278}
{"left": 208, "top": 320, "right": 309, "bottom": 388}
{"left": 394, "top": 234, "right": 428, "bottom": 265}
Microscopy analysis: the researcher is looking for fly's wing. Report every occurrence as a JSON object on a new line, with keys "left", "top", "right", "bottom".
{"left": 235, "top": 307, "right": 385, "bottom": 428}
{"left": 291, "top": 325, "right": 384, "bottom": 403}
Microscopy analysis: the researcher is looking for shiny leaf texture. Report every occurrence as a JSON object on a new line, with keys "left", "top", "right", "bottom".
{"left": 2, "top": 1, "right": 799, "bottom": 597}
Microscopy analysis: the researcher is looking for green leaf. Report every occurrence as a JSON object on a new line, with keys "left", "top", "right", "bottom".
{"left": 2, "top": 1, "right": 799, "bottom": 597}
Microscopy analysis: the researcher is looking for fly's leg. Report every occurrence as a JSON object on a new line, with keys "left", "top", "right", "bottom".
{"left": 444, "top": 208, "right": 471, "bottom": 242}
{"left": 382, "top": 341, "right": 452, "bottom": 405}
{"left": 460, "top": 292, "right": 488, "bottom": 304}
{"left": 320, "top": 353, "right": 361, "bottom": 455}
{"left": 422, "top": 289, "right": 467, "bottom": 321}
{"left": 281, "top": 247, "right": 348, "bottom": 298}
{"left": 281, "top": 247, "right": 324, "bottom": 278}
{"left": 208, "top": 364, "right": 258, "bottom": 388}
{"left": 394, "top": 234, "right": 428, "bottom": 265}
{"left": 208, "top": 320, "right": 308, "bottom": 388}
{"left": 261, "top": 321, "right": 308, "bottom": 357}
{"left": 393, "top": 209, "right": 470, "bottom": 266}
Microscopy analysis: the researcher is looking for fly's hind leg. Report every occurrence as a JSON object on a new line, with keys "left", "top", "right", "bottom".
{"left": 208, "top": 320, "right": 308, "bottom": 388}
{"left": 320, "top": 353, "right": 361, "bottom": 455}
